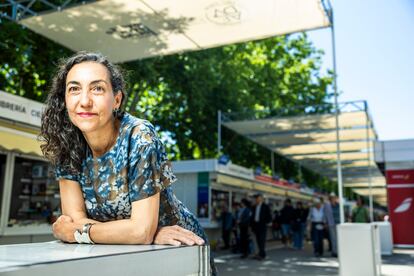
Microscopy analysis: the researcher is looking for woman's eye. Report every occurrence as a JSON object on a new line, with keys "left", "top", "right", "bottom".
{"left": 92, "top": 86, "right": 104, "bottom": 93}
{"left": 68, "top": 86, "right": 80, "bottom": 93}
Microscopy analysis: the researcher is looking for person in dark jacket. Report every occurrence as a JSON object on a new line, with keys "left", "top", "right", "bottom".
{"left": 231, "top": 202, "right": 241, "bottom": 253}
{"left": 279, "top": 198, "right": 295, "bottom": 247}
{"left": 292, "top": 201, "right": 308, "bottom": 250}
{"left": 272, "top": 208, "right": 282, "bottom": 240}
{"left": 220, "top": 204, "right": 234, "bottom": 250}
{"left": 238, "top": 198, "right": 252, "bottom": 258}
{"left": 251, "top": 194, "right": 272, "bottom": 260}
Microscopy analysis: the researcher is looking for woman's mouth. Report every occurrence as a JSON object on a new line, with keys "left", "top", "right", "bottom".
{"left": 77, "top": 112, "right": 97, "bottom": 118}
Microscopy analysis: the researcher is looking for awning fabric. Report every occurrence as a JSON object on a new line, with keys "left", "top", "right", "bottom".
{"left": 19, "top": 0, "right": 330, "bottom": 63}
{"left": 222, "top": 105, "right": 387, "bottom": 205}
{"left": 0, "top": 127, "right": 43, "bottom": 156}
{"left": 216, "top": 173, "right": 313, "bottom": 201}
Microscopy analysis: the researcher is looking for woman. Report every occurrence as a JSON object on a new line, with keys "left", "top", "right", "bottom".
{"left": 40, "top": 52, "right": 215, "bottom": 272}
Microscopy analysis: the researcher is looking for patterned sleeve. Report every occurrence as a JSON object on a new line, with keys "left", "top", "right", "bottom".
{"left": 128, "top": 122, "right": 177, "bottom": 202}
{"left": 55, "top": 166, "right": 79, "bottom": 182}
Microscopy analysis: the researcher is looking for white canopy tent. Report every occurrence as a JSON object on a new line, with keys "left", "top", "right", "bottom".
{"left": 8, "top": 0, "right": 331, "bottom": 62}
{"left": 221, "top": 101, "right": 387, "bottom": 207}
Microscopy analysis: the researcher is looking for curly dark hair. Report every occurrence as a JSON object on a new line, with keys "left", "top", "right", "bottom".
{"left": 39, "top": 52, "right": 126, "bottom": 174}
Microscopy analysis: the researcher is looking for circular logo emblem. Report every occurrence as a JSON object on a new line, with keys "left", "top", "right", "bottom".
{"left": 205, "top": 2, "right": 243, "bottom": 25}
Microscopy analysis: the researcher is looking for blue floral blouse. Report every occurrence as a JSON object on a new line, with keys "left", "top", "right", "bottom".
{"left": 55, "top": 112, "right": 208, "bottom": 242}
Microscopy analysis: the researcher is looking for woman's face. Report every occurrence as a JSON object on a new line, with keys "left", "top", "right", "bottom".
{"left": 65, "top": 62, "right": 122, "bottom": 133}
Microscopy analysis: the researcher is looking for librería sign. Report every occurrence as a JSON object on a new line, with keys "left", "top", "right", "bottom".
{"left": 0, "top": 90, "right": 44, "bottom": 127}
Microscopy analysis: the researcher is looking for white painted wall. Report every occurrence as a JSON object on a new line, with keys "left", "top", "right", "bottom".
{"left": 171, "top": 173, "right": 198, "bottom": 215}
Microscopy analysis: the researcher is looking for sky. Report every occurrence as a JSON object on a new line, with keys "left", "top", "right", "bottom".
{"left": 307, "top": 0, "right": 414, "bottom": 141}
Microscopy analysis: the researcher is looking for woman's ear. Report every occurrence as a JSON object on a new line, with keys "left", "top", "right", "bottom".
{"left": 114, "top": 91, "right": 123, "bottom": 109}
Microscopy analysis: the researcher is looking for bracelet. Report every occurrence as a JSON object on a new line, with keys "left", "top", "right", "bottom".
{"left": 74, "top": 223, "right": 95, "bottom": 244}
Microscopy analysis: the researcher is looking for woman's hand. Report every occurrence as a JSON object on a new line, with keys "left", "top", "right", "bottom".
{"left": 52, "top": 215, "right": 78, "bottom": 243}
{"left": 153, "top": 225, "right": 205, "bottom": 246}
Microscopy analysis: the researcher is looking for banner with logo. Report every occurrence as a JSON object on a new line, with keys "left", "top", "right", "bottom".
{"left": 386, "top": 170, "right": 414, "bottom": 246}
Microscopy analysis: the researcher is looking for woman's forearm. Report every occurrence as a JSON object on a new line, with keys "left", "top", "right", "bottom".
{"left": 73, "top": 218, "right": 155, "bottom": 245}
{"left": 61, "top": 192, "right": 159, "bottom": 245}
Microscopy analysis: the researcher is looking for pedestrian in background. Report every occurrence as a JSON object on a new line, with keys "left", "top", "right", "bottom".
{"left": 272, "top": 206, "right": 282, "bottom": 240}
{"left": 220, "top": 204, "right": 234, "bottom": 250}
{"left": 251, "top": 194, "right": 272, "bottom": 260}
{"left": 238, "top": 198, "right": 252, "bottom": 258}
{"left": 280, "top": 198, "right": 295, "bottom": 247}
{"left": 292, "top": 201, "right": 308, "bottom": 250}
{"left": 324, "top": 193, "right": 340, "bottom": 257}
{"left": 352, "top": 197, "right": 370, "bottom": 223}
{"left": 232, "top": 202, "right": 241, "bottom": 253}
{"left": 319, "top": 197, "right": 331, "bottom": 252}
{"left": 308, "top": 198, "right": 325, "bottom": 257}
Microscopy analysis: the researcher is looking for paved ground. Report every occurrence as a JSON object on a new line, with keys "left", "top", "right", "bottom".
{"left": 382, "top": 249, "right": 414, "bottom": 276}
{"left": 213, "top": 241, "right": 414, "bottom": 276}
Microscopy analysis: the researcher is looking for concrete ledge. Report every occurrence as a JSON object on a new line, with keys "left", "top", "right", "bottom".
{"left": 0, "top": 241, "right": 210, "bottom": 275}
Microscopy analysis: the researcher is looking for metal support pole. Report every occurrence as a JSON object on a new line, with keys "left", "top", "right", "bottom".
{"left": 330, "top": 12, "right": 345, "bottom": 224}
{"left": 271, "top": 151, "right": 275, "bottom": 176}
{"left": 0, "top": 153, "right": 15, "bottom": 235}
{"left": 365, "top": 101, "right": 374, "bottom": 221}
{"left": 217, "top": 110, "right": 222, "bottom": 157}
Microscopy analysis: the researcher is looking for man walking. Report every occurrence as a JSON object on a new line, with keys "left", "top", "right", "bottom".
{"left": 238, "top": 198, "right": 252, "bottom": 258}
{"left": 293, "top": 201, "right": 308, "bottom": 250}
{"left": 308, "top": 198, "right": 325, "bottom": 257}
{"left": 251, "top": 194, "right": 272, "bottom": 260}
{"left": 324, "top": 193, "right": 340, "bottom": 257}
{"left": 220, "top": 204, "right": 234, "bottom": 250}
{"left": 352, "top": 197, "right": 370, "bottom": 223}
{"left": 280, "top": 198, "right": 295, "bottom": 247}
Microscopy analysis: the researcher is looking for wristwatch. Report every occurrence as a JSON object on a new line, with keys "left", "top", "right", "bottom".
{"left": 74, "top": 223, "right": 95, "bottom": 244}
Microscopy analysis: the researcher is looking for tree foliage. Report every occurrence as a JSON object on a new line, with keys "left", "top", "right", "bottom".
{"left": 0, "top": 19, "right": 334, "bottom": 192}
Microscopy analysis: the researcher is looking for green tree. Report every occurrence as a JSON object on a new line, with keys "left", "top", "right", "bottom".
{"left": 121, "top": 34, "right": 334, "bottom": 190}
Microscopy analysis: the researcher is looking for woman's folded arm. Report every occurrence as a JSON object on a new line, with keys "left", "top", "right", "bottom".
{"left": 56, "top": 178, "right": 159, "bottom": 244}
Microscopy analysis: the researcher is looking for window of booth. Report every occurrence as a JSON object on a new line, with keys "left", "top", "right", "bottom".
{"left": 0, "top": 154, "right": 6, "bottom": 209}
{"left": 211, "top": 189, "right": 230, "bottom": 223}
{"left": 8, "top": 157, "right": 60, "bottom": 227}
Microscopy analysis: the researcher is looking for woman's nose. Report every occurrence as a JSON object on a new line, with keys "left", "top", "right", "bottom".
{"left": 79, "top": 90, "right": 92, "bottom": 107}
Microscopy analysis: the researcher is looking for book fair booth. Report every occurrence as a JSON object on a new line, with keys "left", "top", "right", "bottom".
{"left": 375, "top": 139, "right": 414, "bottom": 248}
{"left": 171, "top": 158, "right": 320, "bottom": 242}
{"left": 0, "top": 91, "right": 60, "bottom": 244}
